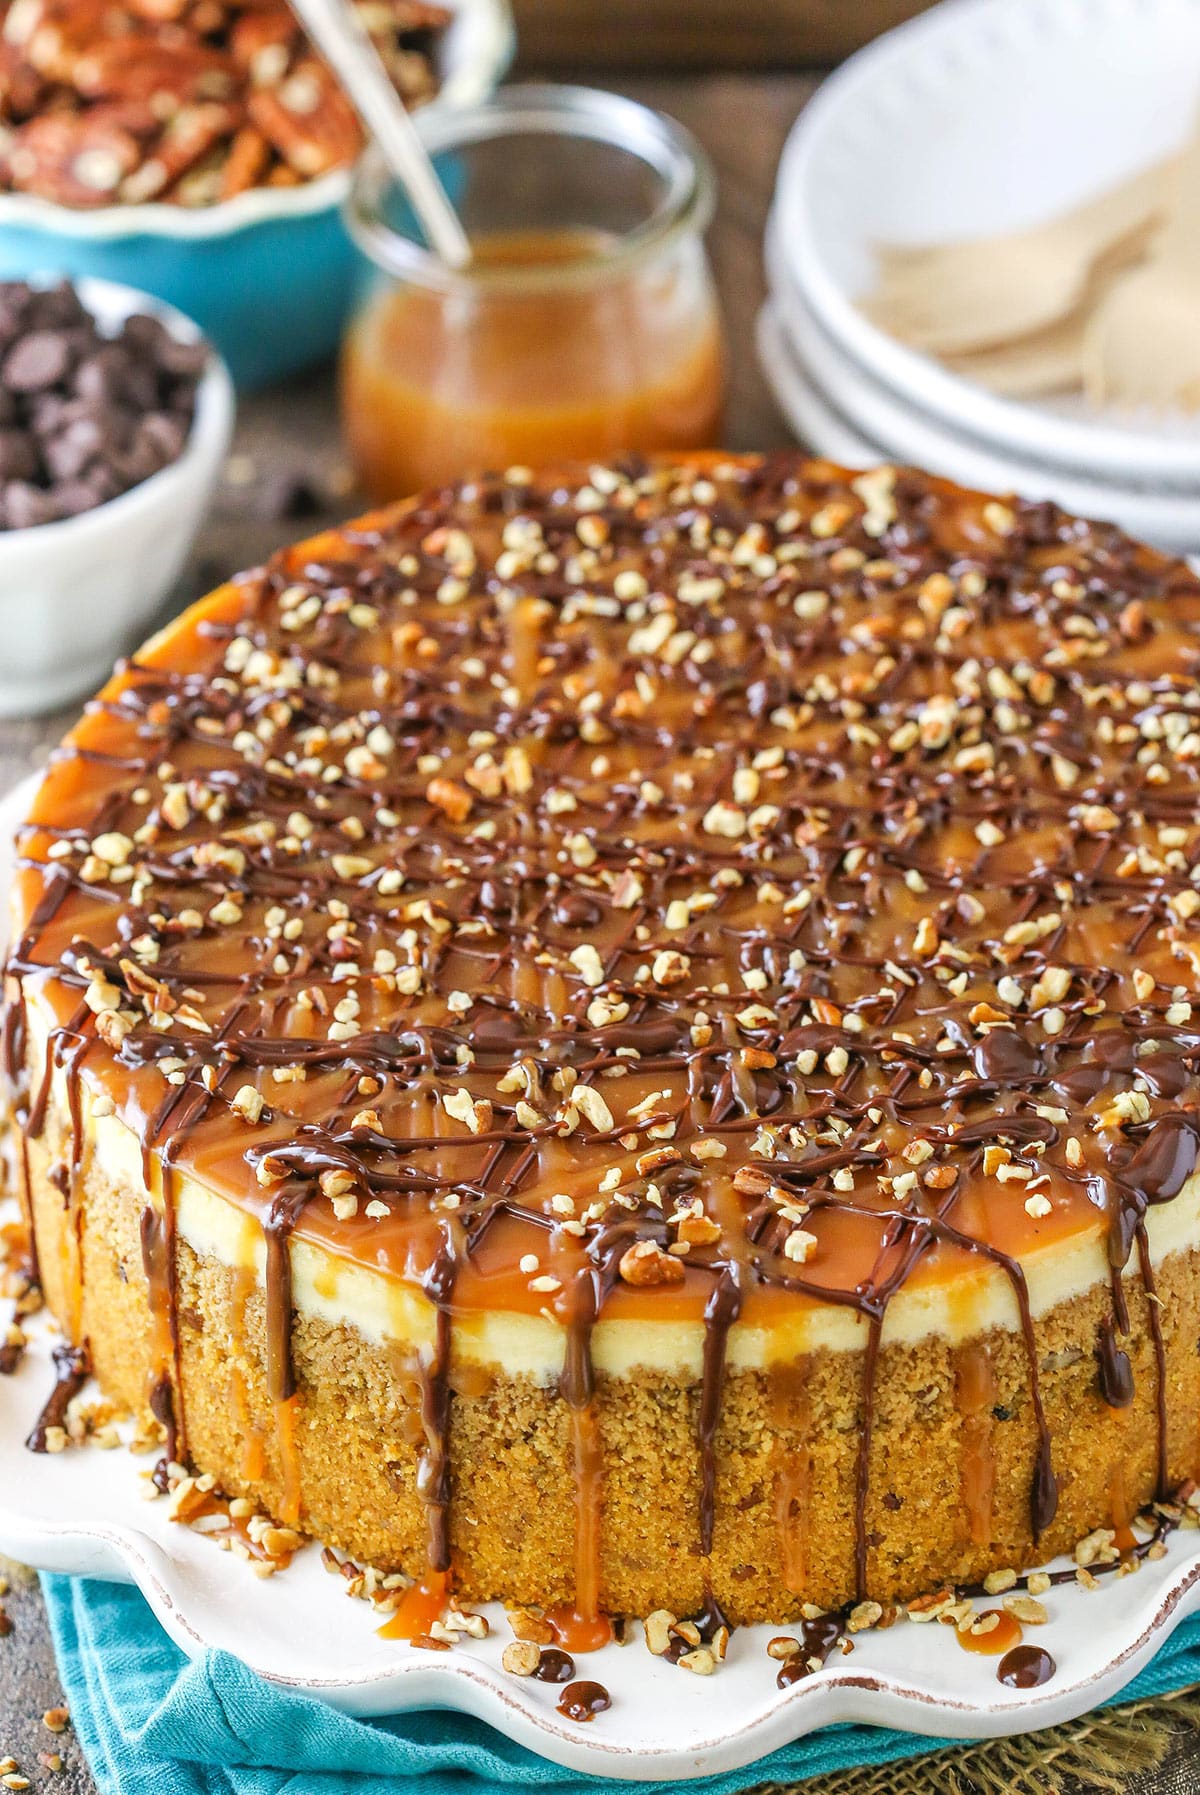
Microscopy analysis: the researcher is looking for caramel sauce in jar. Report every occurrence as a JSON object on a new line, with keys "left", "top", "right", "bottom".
{"left": 340, "top": 86, "right": 724, "bottom": 500}
{"left": 342, "top": 228, "right": 725, "bottom": 501}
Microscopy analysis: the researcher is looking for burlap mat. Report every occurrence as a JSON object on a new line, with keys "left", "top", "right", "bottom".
{"left": 765, "top": 1684, "right": 1200, "bottom": 1794}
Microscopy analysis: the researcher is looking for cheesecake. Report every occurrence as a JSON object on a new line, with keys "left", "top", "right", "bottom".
{"left": 6, "top": 453, "right": 1200, "bottom": 1627}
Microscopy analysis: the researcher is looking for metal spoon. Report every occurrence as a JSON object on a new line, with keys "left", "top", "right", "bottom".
{"left": 288, "top": 0, "right": 472, "bottom": 268}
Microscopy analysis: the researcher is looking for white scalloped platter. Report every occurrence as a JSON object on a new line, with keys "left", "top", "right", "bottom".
{"left": 4, "top": 766, "right": 1200, "bottom": 1780}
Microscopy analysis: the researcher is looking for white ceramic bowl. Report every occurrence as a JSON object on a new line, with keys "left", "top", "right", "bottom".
{"left": 771, "top": 0, "right": 1200, "bottom": 490}
{"left": 757, "top": 299, "right": 1200, "bottom": 557}
{"left": 0, "top": 277, "right": 234, "bottom": 719}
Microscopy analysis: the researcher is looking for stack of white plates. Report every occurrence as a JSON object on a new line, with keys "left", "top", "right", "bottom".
{"left": 760, "top": 0, "right": 1200, "bottom": 554}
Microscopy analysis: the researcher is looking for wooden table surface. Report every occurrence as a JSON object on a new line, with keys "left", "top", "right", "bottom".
{"left": 2, "top": 68, "right": 1200, "bottom": 1795}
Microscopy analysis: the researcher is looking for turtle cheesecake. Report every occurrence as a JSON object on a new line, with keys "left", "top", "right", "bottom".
{"left": 7, "top": 453, "right": 1200, "bottom": 1629}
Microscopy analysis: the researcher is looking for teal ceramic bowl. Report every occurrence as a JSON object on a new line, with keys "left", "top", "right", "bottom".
{"left": 0, "top": 0, "right": 513, "bottom": 391}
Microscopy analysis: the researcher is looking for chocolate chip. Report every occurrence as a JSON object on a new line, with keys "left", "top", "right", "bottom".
{"left": 42, "top": 416, "right": 102, "bottom": 482}
{"left": 50, "top": 483, "right": 95, "bottom": 519}
{"left": 120, "top": 312, "right": 171, "bottom": 357}
{"left": 257, "top": 469, "right": 324, "bottom": 521}
{"left": 138, "top": 411, "right": 187, "bottom": 466}
{"left": 29, "top": 393, "right": 68, "bottom": 434}
{"left": 124, "top": 313, "right": 207, "bottom": 381}
{"left": 0, "top": 282, "right": 33, "bottom": 346}
{"left": 160, "top": 338, "right": 210, "bottom": 381}
{"left": 4, "top": 480, "right": 60, "bottom": 527}
{"left": 73, "top": 348, "right": 127, "bottom": 405}
{"left": 30, "top": 280, "right": 89, "bottom": 330}
{"left": 51, "top": 477, "right": 105, "bottom": 518}
{"left": 84, "top": 463, "right": 122, "bottom": 505}
{"left": 5, "top": 329, "right": 72, "bottom": 392}
{"left": 0, "top": 428, "right": 38, "bottom": 480}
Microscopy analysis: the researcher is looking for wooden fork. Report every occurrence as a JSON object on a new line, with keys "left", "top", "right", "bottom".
{"left": 867, "top": 154, "right": 1175, "bottom": 357}
{"left": 1083, "top": 115, "right": 1200, "bottom": 410}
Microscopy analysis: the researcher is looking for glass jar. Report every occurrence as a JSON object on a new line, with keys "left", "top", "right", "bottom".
{"left": 340, "top": 84, "right": 725, "bottom": 500}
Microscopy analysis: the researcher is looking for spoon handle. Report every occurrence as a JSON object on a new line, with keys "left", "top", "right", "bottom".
{"left": 288, "top": 0, "right": 472, "bottom": 268}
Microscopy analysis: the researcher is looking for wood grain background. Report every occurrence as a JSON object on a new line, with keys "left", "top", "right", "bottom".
{"left": 512, "top": 0, "right": 934, "bottom": 70}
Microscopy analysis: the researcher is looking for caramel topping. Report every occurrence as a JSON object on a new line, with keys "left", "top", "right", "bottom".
{"left": 8, "top": 453, "right": 1200, "bottom": 1598}
{"left": 956, "top": 1608, "right": 1022, "bottom": 1656}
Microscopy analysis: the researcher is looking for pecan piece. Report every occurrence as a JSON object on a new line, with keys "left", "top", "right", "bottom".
{"left": 425, "top": 776, "right": 473, "bottom": 824}
{"left": 619, "top": 1239, "right": 686, "bottom": 1288}
{"left": 72, "top": 38, "right": 236, "bottom": 110}
{"left": 218, "top": 121, "right": 268, "bottom": 198}
{"left": 229, "top": 4, "right": 298, "bottom": 85}
{"left": 0, "top": 40, "right": 48, "bottom": 122}
{"left": 248, "top": 56, "right": 361, "bottom": 177}
{"left": 124, "top": 0, "right": 190, "bottom": 20}
{"left": 118, "top": 99, "right": 240, "bottom": 202}
{"left": 3, "top": 105, "right": 153, "bottom": 205}
{"left": 9, "top": 0, "right": 131, "bottom": 84}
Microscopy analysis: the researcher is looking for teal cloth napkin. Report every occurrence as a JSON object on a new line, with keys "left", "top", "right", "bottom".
{"left": 40, "top": 1573, "right": 1200, "bottom": 1795}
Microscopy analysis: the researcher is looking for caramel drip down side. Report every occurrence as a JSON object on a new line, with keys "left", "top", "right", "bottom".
{"left": 772, "top": 1360, "right": 814, "bottom": 1596}
{"left": 957, "top": 1342, "right": 996, "bottom": 1553}
{"left": 7, "top": 455, "right": 1200, "bottom": 1611}
{"left": 228, "top": 1263, "right": 267, "bottom": 1482}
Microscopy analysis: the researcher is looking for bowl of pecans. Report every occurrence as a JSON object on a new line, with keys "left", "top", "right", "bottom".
{"left": 0, "top": 0, "right": 514, "bottom": 387}
{"left": 0, "top": 274, "right": 233, "bottom": 717}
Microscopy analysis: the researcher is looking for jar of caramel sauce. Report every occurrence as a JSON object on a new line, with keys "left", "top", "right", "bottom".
{"left": 340, "top": 85, "right": 725, "bottom": 500}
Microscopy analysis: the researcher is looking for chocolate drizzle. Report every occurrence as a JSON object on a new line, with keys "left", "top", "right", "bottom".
{"left": 556, "top": 1679, "right": 611, "bottom": 1722}
{"left": 776, "top": 1614, "right": 844, "bottom": 1686}
{"left": 532, "top": 1646, "right": 576, "bottom": 1683}
{"left": 997, "top": 1644, "right": 1055, "bottom": 1689}
{"left": 6, "top": 454, "right": 1200, "bottom": 1614}
{"left": 419, "top": 1231, "right": 456, "bottom": 1573}
{"left": 698, "top": 1266, "right": 742, "bottom": 1555}
{"left": 26, "top": 1340, "right": 89, "bottom": 1451}
{"left": 1096, "top": 1314, "right": 1135, "bottom": 1409}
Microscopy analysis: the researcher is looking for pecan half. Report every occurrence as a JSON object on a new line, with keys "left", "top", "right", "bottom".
{"left": 3, "top": 104, "right": 153, "bottom": 204}
{"left": 247, "top": 56, "right": 360, "bottom": 177}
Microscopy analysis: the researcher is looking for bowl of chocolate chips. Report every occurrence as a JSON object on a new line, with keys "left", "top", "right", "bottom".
{"left": 0, "top": 275, "right": 233, "bottom": 718}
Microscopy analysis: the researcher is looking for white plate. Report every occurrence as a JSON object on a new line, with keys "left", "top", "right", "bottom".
{"left": 758, "top": 303, "right": 878, "bottom": 467}
{"left": 772, "top": 0, "right": 1200, "bottom": 490}
{"left": 5, "top": 765, "right": 1200, "bottom": 1777}
{"left": 758, "top": 288, "right": 1200, "bottom": 555}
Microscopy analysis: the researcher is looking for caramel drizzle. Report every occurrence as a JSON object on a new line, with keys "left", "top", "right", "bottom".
{"left": 6, "top": 456, "right": 1200, "bottom": 1608}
